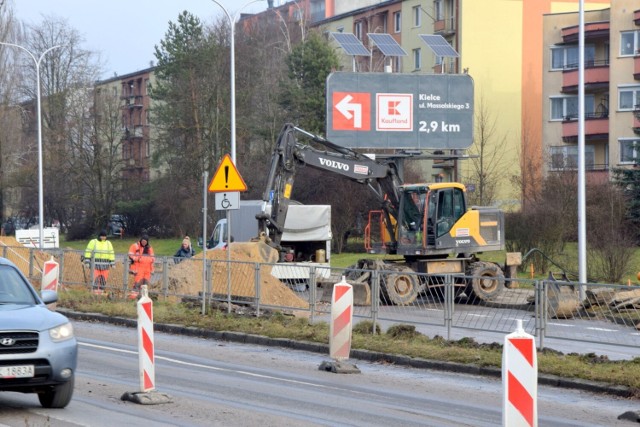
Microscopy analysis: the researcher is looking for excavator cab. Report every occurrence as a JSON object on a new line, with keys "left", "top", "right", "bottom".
{"left": 392, "top": 183, "right": 467, "bottom": 256}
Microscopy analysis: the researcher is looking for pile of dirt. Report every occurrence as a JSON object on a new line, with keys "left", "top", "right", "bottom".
{"left": 0, "top": 236, "right": 50, "bottom": 280}
{"left": 165, "top": 241, "right": 308, "bottom": 309}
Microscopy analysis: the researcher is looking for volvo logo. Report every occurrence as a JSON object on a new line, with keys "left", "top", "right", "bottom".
{"left": 0, "top": 338, "right": 16, "bottom": 346}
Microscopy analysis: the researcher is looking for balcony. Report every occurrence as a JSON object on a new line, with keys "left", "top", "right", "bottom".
{"left": 124, "top": 95, "right": 143, "bottom": 109}
{"left": 434, "top": 17, "right": 456, "bottom": 36}
{"left": 634, "top": 106, "right": 640, "bottom": 135}
{"left": 122, "top": 125, "right": 144, "bottom": 139}
{"left": 561, "top": 60, "right": 609, "bottom": 93}
{"left": 561, "top": 21, "right": 609, "bottom": 42}
{"left": 635, "top": 55, "right": 640, "bottom": 80}
{"left": 561, "top": 115, "right": 608, "bottom": 143}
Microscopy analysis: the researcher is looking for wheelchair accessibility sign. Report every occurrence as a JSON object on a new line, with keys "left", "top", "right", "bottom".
{"left": 215, "top": 192, "right": 240, "bottom": 211}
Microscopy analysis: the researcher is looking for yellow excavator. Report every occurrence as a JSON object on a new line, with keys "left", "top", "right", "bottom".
{"left": 254, "top": 123, "right": 506, "bottom": 305}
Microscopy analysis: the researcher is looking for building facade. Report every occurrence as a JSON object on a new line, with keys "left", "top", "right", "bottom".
{"left": 542, "top": 0, "right": 640, "bottom": 181}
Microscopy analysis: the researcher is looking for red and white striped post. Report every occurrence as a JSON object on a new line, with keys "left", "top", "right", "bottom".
{"left": 137, "top": 285, "right": 155, "bottom": 392}
{"left": 41, "top": 256, "right": 59, "bottom": 292}
{"left": 329, "top": 277, "right": 353, "bottom": 361}
{"left": 503, "top": 319, "right": 537, "bottom": 427}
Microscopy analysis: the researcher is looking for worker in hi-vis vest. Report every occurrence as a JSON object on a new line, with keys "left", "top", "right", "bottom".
{"left": 82, "top": 230, "right": 115, "bottom": 294}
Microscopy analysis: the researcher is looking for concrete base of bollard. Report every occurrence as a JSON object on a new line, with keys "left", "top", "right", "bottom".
{"left": 318, "top": 360, "right": 361, "bottom": 374}
{"left": 121, "top": 390, "right": 173, "bottom": 405}
{"left": 618, "top": 410, "right": 640, "bottom": 422}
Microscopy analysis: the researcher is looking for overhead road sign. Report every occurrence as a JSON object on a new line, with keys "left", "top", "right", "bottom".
{"left": 367, "top": 33, "right": 407, "bottom": 57}
{"left": 327, "top": 72, "right": 474, "bottom": 150}
{"left": 419, "top": 34, "right": 459, "bottom": 57}
{"left": 330, "top": 32, "right": 371, "bottom": 56}
{"left": 208, "top": 154, "right": 247, "bottom": 193}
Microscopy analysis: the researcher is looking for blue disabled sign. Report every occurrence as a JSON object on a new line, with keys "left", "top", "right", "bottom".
{"left": 326, "top": 72, "right": 474, "bottom": 150}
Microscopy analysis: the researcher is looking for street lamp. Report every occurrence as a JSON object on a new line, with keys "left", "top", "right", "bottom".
{"left": 0, "top": 42, "right": 62, "bottom": 249}
{"left": 210, "top": 0, "right": 265, "bottom": 164}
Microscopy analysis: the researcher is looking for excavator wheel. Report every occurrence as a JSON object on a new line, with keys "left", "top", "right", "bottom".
{"left": 465, "top": 261, "right": 505, "bottom": 303}
{"left": 382, "top": 269, "right": 419, "bottom": 305}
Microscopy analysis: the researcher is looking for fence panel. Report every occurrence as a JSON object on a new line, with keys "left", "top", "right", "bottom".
{"left": 5, "top": 244, "right": 639, "bottom": 351}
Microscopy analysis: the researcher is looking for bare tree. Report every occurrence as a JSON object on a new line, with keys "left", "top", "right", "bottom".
{"left": 15, "top": 15, "right": 104, "bottom": 232}
{"left": 464, "top": 93, "right": 507, "bottom": 206}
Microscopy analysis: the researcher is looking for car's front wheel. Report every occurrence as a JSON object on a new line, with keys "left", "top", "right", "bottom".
{"left": 38, "top": 375, "right": 75, "bottom": 408}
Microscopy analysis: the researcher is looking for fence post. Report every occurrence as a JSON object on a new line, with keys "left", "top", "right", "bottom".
{"left": 371, "top": 269, "right": 379, "bottom": 333}
{"left": 445, "top": 274, "right": 454, "bottom": 340}
{"left": 162, "top": 257, "right": 169, "bottom": 299}
{"left": 535, "top": 280, "right": 544, "bottom": 351}
{"left": 254, "top": 262, "right": 261, "bottom": 317}
{"left": 309, "top": 266, "right": 316, "bottom": 320}
{"left": 28, "top": 248, "right": 34, "bottom": 279}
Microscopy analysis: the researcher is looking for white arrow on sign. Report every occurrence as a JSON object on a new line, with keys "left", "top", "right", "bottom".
{"left": 336, "top": 94, "right": 362, "bottom": 128}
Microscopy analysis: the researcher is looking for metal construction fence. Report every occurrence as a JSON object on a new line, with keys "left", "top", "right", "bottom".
{"left": 4, "top": 245, "right": 640, "bottom": 353}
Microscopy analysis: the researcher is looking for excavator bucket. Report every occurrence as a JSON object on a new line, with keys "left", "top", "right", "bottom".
{"left": 318, "top": 277, "right": 372, "bottom": 306}
{"left": 546, "top": 272, "right": 581, "bottom": 318}
{"left": 226, "top": 236, "right": 279, "bottom": 264}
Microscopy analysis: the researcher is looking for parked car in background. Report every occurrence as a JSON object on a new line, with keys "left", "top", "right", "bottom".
{"left": 0, "top": 257, "right": 77, "bottom": 408}
{"left": 109, "top": 214, "right": 125, "bottom": 236}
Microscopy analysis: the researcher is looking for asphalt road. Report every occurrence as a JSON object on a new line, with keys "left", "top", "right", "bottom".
{"left": 0, "top": 320, "right": 637, "bottom": 426}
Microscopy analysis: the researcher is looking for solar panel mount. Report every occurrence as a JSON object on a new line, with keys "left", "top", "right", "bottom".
{"left": 367, "top": 33, "right": 407, "bottom": 57}
{"left": 419, "top": 34, "right": 459, "bottom": 57}
{"left": 330, "top": 32, "right": 371, "bottom": 56}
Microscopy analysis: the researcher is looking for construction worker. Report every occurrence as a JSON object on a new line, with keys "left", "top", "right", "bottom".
{"left": 128, "top": 234, "right": 155, "bottom": 298}
{"left": 82, "top": 230, "right": 115, "bottom": 294}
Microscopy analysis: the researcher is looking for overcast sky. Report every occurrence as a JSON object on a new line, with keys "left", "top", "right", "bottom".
{"left": 13, "top": 0, "right": 271, "bottom": 80}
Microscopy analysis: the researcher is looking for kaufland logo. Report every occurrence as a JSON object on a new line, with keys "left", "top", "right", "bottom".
{"left": 376, "top": 93, "right": 413, "bottom": 131}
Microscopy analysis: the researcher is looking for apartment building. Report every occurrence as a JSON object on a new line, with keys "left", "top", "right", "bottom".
{"left": 542, "top": 0, "right": 640, "bottom": 180}
{"left": 288, "top": 0, "right": 612, "bottom": 208}
{"left": 95, "top": 67, "right": 156, "bottom": 184}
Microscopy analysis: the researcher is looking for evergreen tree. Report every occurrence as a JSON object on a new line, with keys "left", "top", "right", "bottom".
{"left": 279, "top": 31, "right": 339, "bottom": 135}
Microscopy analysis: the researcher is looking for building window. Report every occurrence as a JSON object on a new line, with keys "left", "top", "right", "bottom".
{"left": 618, "top": 86, "right": 640, "bottom": 110}
{"left": 393, "top": 56, "right": 401, "bottom": 72}
{"left": 394, "top": 11, "right": 401, "bottom": 33}
{"left": 413, "top": 48, "right": 421, "bottom": 70}
{"left": 550, "top": 95, "right": 594, "bottom": 120}
{"left": 550, "top": 145, "right": 594, "bottom": 170}
{"left": 434, "top": 0, "right": 443, "bottom": 21}
{"left": 620, "top": 31, "right": 640, "bottom": 56}
{"left": 435, "top": 54, "right": 443, "bottom": 66}
{"left": 413, "top": 6, "right": 421, "bottom": 27}
{"left": 620, "top": 139, "right": 640, "bottom": 164}
{"left": 550, "top": 45, "right": 595, "bottom": 70}
{"left": 354, "top": 21, "right": 363, "bottom": 40}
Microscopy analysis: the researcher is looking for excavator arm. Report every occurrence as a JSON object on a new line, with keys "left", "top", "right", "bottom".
{"left": 258, "top": 123, "right": 402, "bottom": 250}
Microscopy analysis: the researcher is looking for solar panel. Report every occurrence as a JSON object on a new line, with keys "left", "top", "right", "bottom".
{"left": 330, "top": 32, "right": 371, "bottom": 56}
{"left": 367, "top": 33, "right": 407, "bottom": 57}
{"left": 419, "top": 34, "right": 459, "bottom": 57}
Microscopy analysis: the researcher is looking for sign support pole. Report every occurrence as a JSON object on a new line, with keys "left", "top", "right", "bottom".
{"left": 202, "top": 171, "right": 208, "bottom": 315}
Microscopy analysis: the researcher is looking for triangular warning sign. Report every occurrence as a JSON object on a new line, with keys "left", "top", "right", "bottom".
{"left": 208, "top": 154, "right": 247, "bottom": 193}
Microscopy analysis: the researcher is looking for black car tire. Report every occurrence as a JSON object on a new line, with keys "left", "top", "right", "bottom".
{"left": 38, "top": 375, "right": 75, "bottom": 408}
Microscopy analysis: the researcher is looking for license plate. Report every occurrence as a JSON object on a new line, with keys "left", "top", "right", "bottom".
{"left": 0, "top": 365, "right": 34, "bottom": 378}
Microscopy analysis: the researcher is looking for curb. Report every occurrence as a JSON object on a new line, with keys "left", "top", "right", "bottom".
{"left": 60, "top": 309, "right": 636, "bottom": 399}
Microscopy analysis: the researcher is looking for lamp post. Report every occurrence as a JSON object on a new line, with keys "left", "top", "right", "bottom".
{"left": 0, "top": 42, "right": 62, "bottom": 249}
{"left": 210, "top": 0, "right": 265, "bottom": 164}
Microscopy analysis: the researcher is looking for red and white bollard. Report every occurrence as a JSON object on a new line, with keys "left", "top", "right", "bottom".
{"left": 329, "top": 276, "right": 353, "bottom": 360}
{"left": 137, "top": 285, "right": 155, "bottom": 392}
{"left": 503, "top": 319, "right": 537, "bottom": 427}
{"left": 41, "top": 257, "right": 59, "bottom": 292}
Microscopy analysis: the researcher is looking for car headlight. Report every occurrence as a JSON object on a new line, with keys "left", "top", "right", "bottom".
{"left": 49, "top": 322, "right": 74, "bottom": 342}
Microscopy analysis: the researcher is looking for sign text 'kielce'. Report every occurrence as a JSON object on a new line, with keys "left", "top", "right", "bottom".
{"left": 326, "top": 72, "right": 474, "bottom": 150}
